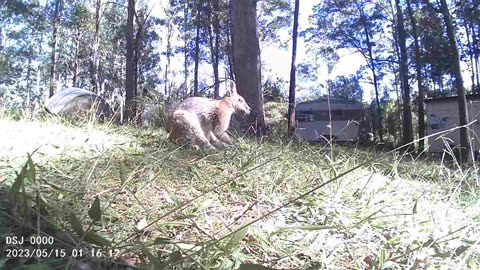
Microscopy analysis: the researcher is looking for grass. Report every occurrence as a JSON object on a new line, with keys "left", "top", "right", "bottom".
{"left": 0, "top": 111, "right": 479, "bottom": 270}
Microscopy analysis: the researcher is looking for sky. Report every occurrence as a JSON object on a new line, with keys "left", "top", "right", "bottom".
{"left": 149, "top": 0, "right": 473, "bottom": 103}
{"left": 258, "top": 0, "right": 473, "bottom": 103}
{"left": 149, "top": 0, "right": 369, "bottom": 101}
{"left": 32, "top": 0, "right": 474, "bottom": 103}
{"left": 260, "top": 1, "right": 368, "bottom": 99}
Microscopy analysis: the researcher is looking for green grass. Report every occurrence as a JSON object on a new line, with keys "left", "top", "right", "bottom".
{"left": 0, "top": 113, "right": 479, "bottom": 270}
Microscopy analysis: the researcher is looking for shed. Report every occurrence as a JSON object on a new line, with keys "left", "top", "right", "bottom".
{"left": 45, "top": 87, "right": 112, "bottom": 121}
{"left": 425, "top": 95, "right": 480, "bottom": 152}
{"left": 294, "top": 97, "right": 364, "bottom": 141}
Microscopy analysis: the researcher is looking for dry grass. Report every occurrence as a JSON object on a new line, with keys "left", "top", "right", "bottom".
{"left": 0, "top": 113, "right": 479, "bottom": 270}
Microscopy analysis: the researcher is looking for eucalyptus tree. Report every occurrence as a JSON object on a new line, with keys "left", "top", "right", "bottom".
{"left": 166, "top": 0, "right": 225, "bottom": 98}
{"left": 0, "top": 0, "right": 36, "bottom": 54}
{"left": 100, "top": 1, "right": 127, "bottom": 100}
{"left": 457, "top": 0, "right": 480, "bottom": 93}
{"left": 193, "top": 0, "right": 202, "bottom": 96}
{"left": 406, "top": 0, "right": 426, "bottom": 153}
{"left": 49, "top": 0, "right": 64, "bottom": 97}
{"left": 287, "top": 0, "right": 299, "bottom": 136}
{"left": 230, "top": 0, "right": 266, "bottom": 135}
{"left": 62, "top": 2, "right": 91, "bottom": 88}
{"left": 205, "top": 0, "right": 222, "bottom": 97}
{"left": 135, "top": 11, "right": 161, "bottom": 97}
{"left": 125, "top": 0, "right": 135, "bottom": 119}
{"left": 125, "top": 0, "right": 160, "bottom": 119}
{"left": 90, "top": 0, "right": 102, "bottom": 93}
{"left": 395, "top": 0, "right": 413, "bottom": 149}
{"left": 439, "top": 0, "right": 471, "bottom": 163}
{"left": 327, "top": 74, "right": 364, "bottom": 102}
{"left": 159, "top": 0, "right": 292, "bottom": 101}
{"left": 0, "top": 0, "right": 47, "bottom": 106}
{"left": 257, "top": 0, "right": 292, "bottom": 49}
{"left": 418, "top": 1, "right": 454, "bottom": 95}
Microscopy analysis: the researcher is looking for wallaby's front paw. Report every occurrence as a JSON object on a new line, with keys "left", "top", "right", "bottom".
{"left": 186, "top": 144, "right": 201, "bottom": 151}
{"left": 202, "top": 144, "right": 217, "bottom": 151}
{"left": 216, "top": 143, "right": 237, "bottom": 150}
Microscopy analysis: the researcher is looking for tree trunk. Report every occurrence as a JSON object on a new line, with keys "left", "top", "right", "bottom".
{"left": 230, "top": 0, "right": 266, "bottom": 135}
{"left": 134, "top": 11, "right": 145, "bottom": 97}
{"left": 206, "top": 0, "right": 220, "bottom": 98}
{"left": 49, "top": 0, "right": 62, "bottom": 97}
{"left": 471, "top": 22, "right": 480, "bottom": 92}
{"left": 464, "top": 20, "right": 475, "bottom": 91}
{"left": 72, "top": 26, "right": 80, "bottom": 88}
{"left": 360, "top": 8, "right": 383, "bottom": 141}
{"left": 133, "top": 14, "right": 144, "bottom": 126}
{"left": 0, "top": 21, "right": 4, "bottom": 52}
{"left": 390, "top": 60, "right": 402, "bottom": 144}
{"left": 226, "top": 20, "right": 234, "bottom": 80}
{"left": 407, "top": 0, "right": 426, "bottom": 153}
{"left": 90, "top": 0, "right": 101, "bottom": 93}
{"left": 36, "top": 67, "right": 41, "bottom": 100}
{"left": 287, "top": 0, "right": 300, "bottom": 136}
{"left": 193, "top": 0, "right": 202, "bottom": 96}
{"left": 212, "top": 0, "right": 220, "bottom": 98}
{"left": 470, "top": 0, "right": 480, "bottom": 92}
{"left": 125, "top": 0, "right": 136, "bottom": 120}
{"left": 164, "top": 20, "right": 172, "bottom": 98}
{"left": 389, "top": 0, "right": 403, "bottom": 144}
{"left": 440, "top": 0, "right": 471, "bottom": 163}
{"left": 26, "top": 57, "right": 32, "bottom": 108}
{"left": 396, "top": 0, "right": 413, "bottom": 150}
{"left": 183, "top": 0, "right": 189, "bottom": 96}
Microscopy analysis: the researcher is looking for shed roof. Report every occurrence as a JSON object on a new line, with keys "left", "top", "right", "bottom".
{"left": 424, "top": 94, "right": 480, "bottom": 103}
{"left": 45, "top": 87, "right": 102, "bottom": 114}
{"left": 297, "top": 97, "right": 362, "bottom": 106}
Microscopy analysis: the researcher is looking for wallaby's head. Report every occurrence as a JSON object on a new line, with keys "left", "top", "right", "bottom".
{"left": 227, "top": 81, "right": 251, "bottom": 117}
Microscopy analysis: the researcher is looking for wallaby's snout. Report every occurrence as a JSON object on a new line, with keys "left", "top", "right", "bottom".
{"left": 244, "top": 104, "right": 251, "bottom": 117}
{"left": 235, "top": 96, "right": 251, "bottom": 118}
{"left": 229, "top": 82, "right": 251, "bottom": 118}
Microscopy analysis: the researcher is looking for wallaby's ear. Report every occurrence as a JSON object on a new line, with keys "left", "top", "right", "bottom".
{"left": 228, "top": 81, "right": 237, "bottom": 96}
{"left": 226, "top": 83, "right": 232, "bottom": 96}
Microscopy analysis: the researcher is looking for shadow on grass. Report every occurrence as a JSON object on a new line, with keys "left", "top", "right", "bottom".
{"left": 0, "top": 154, "right": 139, "bottom": 270}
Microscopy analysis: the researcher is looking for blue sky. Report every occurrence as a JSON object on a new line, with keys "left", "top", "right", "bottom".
{"left": 149, "top": 0, "right": 371, "bottom": 101}
{"left": 26, "top": 0, "right": 469, "bottom": 102}
{"left": 28, "top": 0, "right": 472, "bottom": 102}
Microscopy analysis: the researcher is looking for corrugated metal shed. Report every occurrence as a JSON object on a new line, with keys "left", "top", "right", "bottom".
{"left": 425, "top": 95, "right": 480, "bottom": 152}
{"left": 295, "top": 97, "right": 364, "bottom": 141}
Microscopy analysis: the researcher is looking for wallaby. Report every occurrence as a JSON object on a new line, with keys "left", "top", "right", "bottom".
{"left": 167, "top": 82, "right": 251, "bottom": 149}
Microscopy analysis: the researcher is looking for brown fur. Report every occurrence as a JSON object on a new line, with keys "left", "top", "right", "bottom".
{"left": 167, "top": 83, "right": 251, "bottom": 149}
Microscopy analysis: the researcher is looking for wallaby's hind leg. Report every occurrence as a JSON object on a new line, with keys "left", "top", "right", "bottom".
{"left": 168, "top": 110, "right": 214, "bottom": 149}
